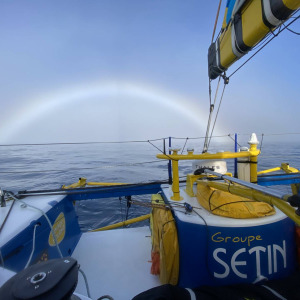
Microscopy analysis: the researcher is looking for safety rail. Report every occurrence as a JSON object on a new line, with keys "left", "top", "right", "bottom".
{"left": 156, "top": 138, "right": 260, "bottom": 201}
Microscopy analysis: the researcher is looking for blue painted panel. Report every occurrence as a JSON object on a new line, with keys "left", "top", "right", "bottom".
{"left": 258, "top": 174, "right": 300, "bottom": 187}
{"left": 1, "top": 196, "right": 81, "bottom": 272}
{"left": 175, "top": 217, "right": 211, "bottom": 287}
{"left": 176, "top": 215, "right": 296, "bottom": 288}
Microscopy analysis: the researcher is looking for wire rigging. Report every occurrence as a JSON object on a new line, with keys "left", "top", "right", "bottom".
{"left": 282, "top": 21, "right": 300, "bottom": 35}
{"left": 228, "top": 13, "right": 300, "bottom": 79}
{"left": 207, "top": 80, "right": 228, "bottom": 150}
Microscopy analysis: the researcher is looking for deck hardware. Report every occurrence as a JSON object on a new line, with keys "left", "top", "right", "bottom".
{"left": 184, "top": 202, "right": 193, "bottom": 213}
{"left": 30, "top": 272, "right": 47, "bottom": 284}
{"left": 0, "top": 188, "right": 5, "bottom": 207}
{"left": 287, "top": 195, "right": 300, "bottom": 216}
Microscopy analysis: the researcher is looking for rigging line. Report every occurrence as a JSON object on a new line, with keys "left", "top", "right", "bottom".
{"left": 172, "top": 136, "right": 204, "bottom": 140}
{"left": 172, "top": 134, "right": 237, "bottom": 140}
{"left": 78, "top": 269, "right": 92, "bottom": 299}
{"left": 203, "top": 77, "right": 221, "bottom": 153}
{"left": 212, "top": 76, "right": 222, "bottom": 106}
{"left": 0, "top": 198, "right": 16, "bottom": 234}
{"left": 16, "top": 179, "right": 171, "bottom": 194}
{"left": 211, "top": 0, "right": 223, "bottom": 44}
{"left": 260, "top": 133, "right": 264, "bottom": 152}
{"left": 227, "top": 134, "right": 242, "bottom": 147}
{"left": 180, "top": 137, "right": 189, "bottom": 154}
{"left": 147, "top": 140, "right": 176, "bottom": 161}
{"left": 6, "top": 192, "right": 63, "bottom": 258}
{"left": 207, "top": 82, "right": 227, "bottom": 150}
{"left": 262, "top": 132, "right": 300, "bottom": 136}
{"left": 24, "top": 223, "right": 39, "bottom": 269}
{"left": 15, "top": 183, "right": 170, "bottom": 198}
{"left": 282, "top": 22, "right": 300, "bottom": 35}
{"left": 0, "top": 138, "right": 166, "bottom": 147}
{"left": 119, "top": 197, "right": 124, "bottom": 223}
{"left": 228, "top": 15, "right": 300, "bottom": 79}
{"left": 203, "top": 80, "right": 213, "bottom": 153}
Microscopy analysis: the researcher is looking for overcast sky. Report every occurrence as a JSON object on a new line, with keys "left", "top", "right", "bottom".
{"left": 0, "top": 0, "right": 299, "bottom": 143}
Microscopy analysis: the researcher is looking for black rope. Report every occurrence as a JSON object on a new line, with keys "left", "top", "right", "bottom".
{"left": 180, "top": 138, "right": 189, "bottom": 154}
{"left": 0, "top": 137, "right": 166, "bottom": 147}
{"left": 203, "top": 77, "right": 221, "bottom": 152}
{"left": 119, "top": 197, "right": 125, "bottom": 223}
{"left": 260, "top": 133, "right": 264, "bottom": 152}
{"left": 228, "top": 14, "right": 300, "bottom": 79}
{"left": 211, "top": 200, "right": 257, "bottom": 212}
{"left": 125, "top": 196, "right": 131, "bottom": 222}
{"left": 227, "top": 134, "right": 242, "bottom": 147}
{"left": 207, "top": 80, "right": 227, "bottom": 149}
{"left": 208, "top": 190, "right": 216, "bottom": 211}
{"left": 282, "top": 21, "right": 300, "bottom": 35}
{"left": 147, "top": 140, "right": 176, "bottom": 161}
{"left": 11, "top": 180, "right": 170, "bottom": 198}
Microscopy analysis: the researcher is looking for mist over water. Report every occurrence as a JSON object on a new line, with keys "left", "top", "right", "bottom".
{"left": 0, "top": 134, "right": 299, "bottom": 231}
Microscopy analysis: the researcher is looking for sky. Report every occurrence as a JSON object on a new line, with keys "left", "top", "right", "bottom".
{"left": 0, "top": 0, "right": 299, "bottom": 144}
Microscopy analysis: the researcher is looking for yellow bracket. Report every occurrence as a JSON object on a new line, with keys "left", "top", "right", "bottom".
{"left": 185, "top": 173, "right": 233, "bottom": 197}
{"left": 281, "top": 163, "right": 300, "bottom": 195}
{"left": 62, "top": 178, "right": 87, "bottom": 189}
{"left": 157, "top": 147, "right": 259, "bottom": 200}
{"left": 257, "top": 163, "right": 300, "bottom": 195}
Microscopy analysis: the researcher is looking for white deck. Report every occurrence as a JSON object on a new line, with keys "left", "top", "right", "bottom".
{"left": 72, "top": 227, "right": 160, "bottom": 300}
{"left": 162, "top": 184, "right": 287, "bottom": 227}
{"left": 0, "top": 195, "right": 65, "bottom": 247}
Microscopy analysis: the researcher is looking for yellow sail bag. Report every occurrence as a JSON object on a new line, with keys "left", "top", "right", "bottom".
{"left": 197, "top": 182, "right": 275, "bottom": 219}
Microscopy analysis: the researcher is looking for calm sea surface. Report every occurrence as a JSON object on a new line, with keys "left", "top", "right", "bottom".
{"left": 0, "top": 135, "right": 299, "bottom": 231}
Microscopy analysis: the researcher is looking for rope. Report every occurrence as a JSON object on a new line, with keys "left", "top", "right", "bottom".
{"left": 282, "top": 17, "right": 300, "bottom": 35}
{"left": 0, "top": 138, "right": 166, "bottom": 147}
{"left": 0, "top": 198, "right": 16, "bottom": 234}
{"left": 147, "top": 140, "right": 176, "bottom": 161}
{"left": 211, "top": 0, "right": 223, "bottom": 43}
{"left": 98, "top": 296, "right": 114, "bottom": 300}
{"left": 227, "top": 134, "right": 241, "bottom": 147}
{"left": 203, "top": 77, "right": 222, "bottom": 153}
{"left": 207, "top": 82, "right": 227, "bottom": 149}
{"left": 260, "top": 133, "right": 264, "bottom": 152}
{"left": 5, "top": 191, "right": 92, "bottom": 298}
{"left": 123, "top": 198, "right": 170, "bottom": 210}
{"left": 24, "top": 223, "right": 39, "bottom": 269}
{"left": 78, "top": 268, "right": 91, "bottom": 298}
{"left": 228, "top": 13, "right": 300, "bottom": 79}
{"left": 13, "top": 180, "right": 170, "bottom": 198}
{"left": 180, "top": 137, "right": 189, "bottom": 154}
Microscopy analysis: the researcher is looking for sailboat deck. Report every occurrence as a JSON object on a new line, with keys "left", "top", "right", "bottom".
{"left": 72, "top": 226, "right": 160, "bottom": 300}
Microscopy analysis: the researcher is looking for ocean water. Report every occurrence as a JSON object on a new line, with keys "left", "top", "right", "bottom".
{"left": 0, "top": 135, "right": 299, "bottom": 231}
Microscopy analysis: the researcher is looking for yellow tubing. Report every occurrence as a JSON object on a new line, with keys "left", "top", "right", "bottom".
{"left": 157, "top": 150, "right": 260, "bottom": 161}
{"left": 257, "top": 167, "right": 281, "bottom": 175}
{"left": 87, "top": 182, "right": 128, "bottom": 186}
{"left": 62, "top": 178, "right": 87, "bottom": 189}
{"left": 90, "top": 214, "right": 151, "bottom": 232}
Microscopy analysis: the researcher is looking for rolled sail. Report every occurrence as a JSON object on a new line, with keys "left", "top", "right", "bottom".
{"left": 208, "top": 0, "right": 300, "bottom": 80}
